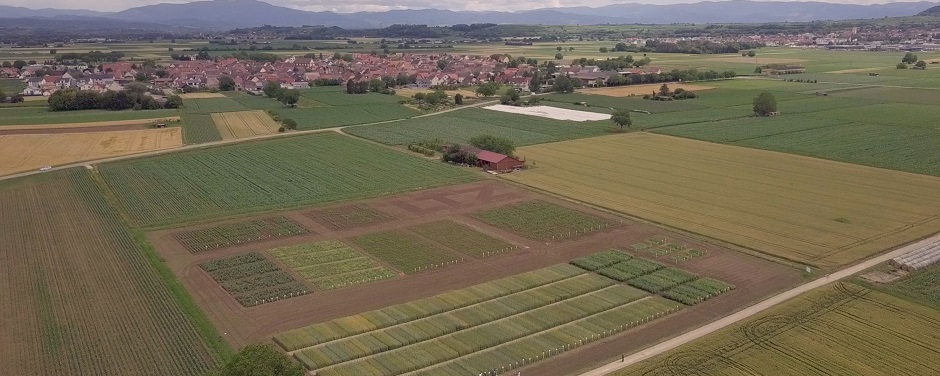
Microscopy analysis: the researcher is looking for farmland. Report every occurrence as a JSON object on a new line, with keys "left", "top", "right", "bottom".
{"left": 210, "top": 110, "right": 281, "bottom": 140}
{"left": 0, "top": 107, "right": 180, "bottom": 126}
{"left": 269, "top": 241, "right": 397, "bottom": 290}
{"left": 175, "top": 216, "right": 309, "bottom": 253}
{"left": 618, "top": 283, "right": 940, "bottom": 376}
{"left": 579, "top": 83, "right": 715, "bottom": 97}
{"left": 350, "top": 229, "right": 461, "bottom": 273}
{"left": 408, "top": 220, "right": 515, "bottom": 258}
{"left": 0, "top": 127, "right": 183, "bottom": 176}
{"left": 181, "top": 97, "right": 251, "bottom": 114}
{"left": 200, "top": 252, "right": 309, "bottom": 307}
{"left": 97, "top": 132, "right": 477, "bottom": 227}
{"left": 273, "top": 264, "right": 682, "bottom": 376}
{"left": 180, "top": 112, "right": 223, "bottom": 144}
{"left": 474, "top": 200, "right": 614, "bottom": 241}
{"left": 344, "top": 107, "right": 613, "bottom": 146}
{"left": 304, "top": 204, "right": 395, "bottom": 230}
{"left": 0, "top": 169, "right": 220, "bottom": 375}
{"left": 505, "top": 132, "right": 940, "bottom": 268}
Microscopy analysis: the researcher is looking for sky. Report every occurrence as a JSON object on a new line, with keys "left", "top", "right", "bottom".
{"left": 0, "top": 0, "right": 932, "bottom": 13}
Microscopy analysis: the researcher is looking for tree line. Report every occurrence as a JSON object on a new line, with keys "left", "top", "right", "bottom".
{"left": 48, "top": 84, "right": 181, "bottom": 111}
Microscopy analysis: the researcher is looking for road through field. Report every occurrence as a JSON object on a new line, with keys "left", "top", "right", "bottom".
{"left": 578, "top": 232, "right": 940, "bottom": 376}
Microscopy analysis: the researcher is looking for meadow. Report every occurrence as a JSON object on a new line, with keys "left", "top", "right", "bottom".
{"left": 505, "top": 133, "right": 940, "bottom": 268}
{"left": 97, "top": 132, "right": 477, "bottom": 228}
{"left": 274, "top": 263, "right": 682, "bottom": 376}
{"left": 0, "top": 169, "right": 221, "bottom": 375}
{"left": 618, "top": 283, "right": 940, "bottom": 376}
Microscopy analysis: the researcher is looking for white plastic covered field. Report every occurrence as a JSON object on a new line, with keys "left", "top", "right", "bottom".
{"left": 483, "top": 105, "right": 611, "bottom": 122}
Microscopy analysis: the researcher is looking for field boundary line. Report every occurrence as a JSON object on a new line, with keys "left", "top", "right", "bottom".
{"left": 286, "top": 271, "right": 594, "bottom": 355}
{"left": 575, "top": 232, "right": 940, "bottom": 376}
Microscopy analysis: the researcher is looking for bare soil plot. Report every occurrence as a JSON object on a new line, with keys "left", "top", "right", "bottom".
{"left": 303, "top": 204, "right": 395, "bottom": 230}
{"left": 0, "top": 127, "right": 183, "bottom": 176}
{"left": 179, "top": 92, "right": 227, "bottom": 99}
{"left": 210, "top": 110, "right": 281, "bottom": 140}
{"left": 483, "top": 104, "right": 611, "bottom": 122}
{"left": 0, "top": 169, "right": 219, "bottom": 375}
{"left": 504, "top": 132, "right": 940, "bottom": 268}
{"left": 580, "top": 83, "right": 715, "bottom": 97}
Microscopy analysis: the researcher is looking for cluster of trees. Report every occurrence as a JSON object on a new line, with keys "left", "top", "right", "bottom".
{"left": 575, "top": 55, "right": 651, "bottom": 70}
{"left": 475, "top": 82, "right": 502, "bottom": 97}
{"left": 207, "top": 344, "right": 304, "bottom": 376}
{"left": 643, "top": 84, "right": 698, "bottom": 101}
{"left": 606, "top": 69, "right": 735, "bottom": 87}
{"left": 0, "top": 88, "right": 24, "bottom": 104}
{"left": 441, "top": 145, "right": 479, "bottom": 165}
{"left": 413, "top": 90, "right": 450, "bottom": 106}
{"left": 898, "top": 52, "right": 928, "bottom": 69}
{"left": 470, "top": 134, "right": 516, "bottom": 156}
{"left": 641, "top": 40, "right": 765, "bottom": 54}
{"left": 262, "top": 82, "right": 300, "bottom": 106}
{"left": 551, "top": 75, "right": 583, "bottom": 93}
{"left": 56, "top": 51, "right": 125, "bottom": 63}
{"left": 268, "top": 111, "right": 298, "bottom": 132}
{"left": 344, "top": 79, "right": 395, "bottom": 95}
{"left": 753, "top": 92, "right": 778, "bottom": 116}
{"left": 48, "top": 84, "right": 181, "bottom": 111}
{"left": 611, "top": 109, "right": 633, "bottom": 130}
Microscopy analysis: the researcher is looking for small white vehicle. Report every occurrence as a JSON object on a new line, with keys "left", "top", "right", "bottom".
{"left": 39, "top": 166, "right": 53, "bottom": 172}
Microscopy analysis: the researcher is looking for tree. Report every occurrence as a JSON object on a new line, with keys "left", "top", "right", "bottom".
{"left": 413, "top": 92, "right": 426, "bottom": 103}
{"left": 915, "top": 60, "right": 927, "bottom": 69}
{"left": 753, "top": 92, "right": 777, "bottom": 116}
{"left": 437, "top": 59, "right": 447, "bottom": 71}
{"left": 897, "top": 63, "right": 908, "bottom": 69}
{"left": 281, "top": 118, "right": 298, "bottom": 130}
{"left": 747, "top": 50, "right": 757, "bottom": 57}
{"left": 528, "top": 71, "right": 542, "bottom": 93}
{"left": 599, "top": 47, "right": 609, "bottom": 53}
{"left": 218, "top": 76, "right": 236, "bottom": 91}
{"left": 469, "top": 134, "right": 516, "bottom": 156}
{"left": 500, "top": 88, "right": 521, "bottom": 105}
{"left": 552, "top": 75, "right": 580, "bottom": 94}
{"left": 556, "top": 46, "right": 563, "bottom": 51}
{"left": 0, "top": 88, "right": 5, "bottom": 102}
{"left": 475, "top": 82, "right": 501, "bottom": 97}
{"left": 902, "top": 52, "right": 918, "bottom": 64}
{"left": 454, "top": 93, "right": 464, "bottom": 105}
{"left": 658, "top": 83, "right": 671, "bottom": 97}
{"left": 263, "top": 81, "right": 282, "bottom": 98}
{"left": 279, "top": 90, "right": 300, "bottom": 107}
{"left": 554, "top": 53, "right": 564, "bottom": 60}
{"left": 611, "top": 109, "right": 633, "bottom": 129}
{"left": 207, "top": 344, "right": 304, "bottom": 376}
{"left": 164, "top": 94, "right": 182, "bottom": 109}
{"left": 368, "top": 79, "right": 385, "bottom": 93}
{"left": 614, "top": 42, "right": 629, "bottom": 52}
{"left": 8, "top": 93, "right": 23, "bottom": 103}
{"left": 12, "top": 60, "right": 27, "bottom": 69}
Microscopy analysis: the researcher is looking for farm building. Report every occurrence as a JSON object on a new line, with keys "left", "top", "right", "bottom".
{"left": 476, "top": 151, "right": 525, "bottom": 172}
{"left": 890, "top": 239, "right": 940, "bottom": 271}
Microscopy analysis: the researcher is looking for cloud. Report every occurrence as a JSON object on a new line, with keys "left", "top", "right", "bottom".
{"left": 0, "top": 0, "right": 927, "bottom": 13}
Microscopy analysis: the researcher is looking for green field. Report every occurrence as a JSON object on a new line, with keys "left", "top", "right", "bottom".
{"left": 269, "top": 241, "right": 397, "bottom": 290}
{"left": 182, "top": 97, "right": 251, "bottom": 114}
{"left": 0, "top": 169, "right": 221, "bottom": 374}
{"left": 0, "top": 107, "right": 179, "bottom": 126}
{"left": 274, "top": 263, "right": 682, "bottom": 376}
{"left": 97, "top": 132, "right": 477, "bottom": 228}
{"left": 277, "top": 104, "right": 419, "bottom": 130}
{"left": 175, "top": 216, "right": 308, "bottom": 253}
{"left": 199, "top": 252, "right": 309, "bottom": 307}
{"left": 408, "top": 220, "right": 515, "bottom": 258}
{"left": 618, "top": 283, "right": 940, "bottom": 376}
{"left": 350, "top": 229, "right": 460, "bottom": 273}
{"left": 473, "top": 200, "right": 613, "bottom": 241}
{"left": 0, "top": 78, "right": 24, "bottom": 94}
{"left": 179, "top": 112, "right": 223, "bottom": 144}
{"left": 304, "top": 204, "right": 395, "bottom": 230}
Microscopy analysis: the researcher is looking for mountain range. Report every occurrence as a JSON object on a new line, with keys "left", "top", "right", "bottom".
{"left": 0, "top": 0, "right": 937, "bottom": 30}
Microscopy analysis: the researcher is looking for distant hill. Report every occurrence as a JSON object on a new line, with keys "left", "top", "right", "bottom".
{"left": 917, "top": 5, "right": 940, "bottom": 15}
{"left": 0, "top": 0, "right": 938, "bottom": 29}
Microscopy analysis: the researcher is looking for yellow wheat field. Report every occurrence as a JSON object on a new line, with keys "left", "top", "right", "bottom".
{"left": 210, "top": 110, "right": 281, "bottom": 140}
{"left": 579, "top": 83, "right": 714, "bottom": 97}
{"left": 0, "top": 128, "right": 182, "bottom": 176}
{"left": 177, "top": 92, "right": 227, "bottom": 99}
{"left": 0, "top": 117, "right": 180, "bottom": 131}
{"left": 505, "top": 133, "right": 940, "bottom": 268}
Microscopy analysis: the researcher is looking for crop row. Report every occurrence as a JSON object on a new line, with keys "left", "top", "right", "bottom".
{"left": 473, "top": 200, "right": 613, "bottom": 241}
{"left": 408, "top": 220, "right": 514, "bottom": 258}
{"left": 269, "top": 240, "right": 349, "bottom": 258}
{"left": 295, "top": 274, "right": 616, "bottom": 369}
{"left": 628, "top": 268, "right": 699, "bottom": 294}
{"left": 221, "top": 271, "right": 296, "bottom": 294}
{"left": 596, "top": 258, "right": 666, "bottom": 282}
{"left": 269, "top": 240, "right": 397, "bottom": 290}
{"left": 205, "top": 260, "right": 280, "bottom": 282}
{"left": 235, "top": 282, "right": 310, "bottom": 307}
{"left": 661, "top": 277, "right": 735, "bottom": 305}
{"left": 414, "top": 297, "right": 681, "bottom": 376}
{"left": 176, "top": 216, "right": 308, "bottom": 253}
{"left": 304, "top": 204, "right": 394, "bottom": 230}
{"left": 313, "top": 285, "right": 648, "bottom": 375}
{"left": 571, "top": 249, "right": 634, "bottom": 271}
{"left": 273, "top": 264, "right": 585, "bottom": 351}
{"left": 199, "top": 252, "right": 267, "bottom": 272}
{"left": 313, "top": 268, "right": 398, "bottom": 290}
{"left": 270, "top": 241, "right": 362, "bottom": 268}
{"left": 201, "top": 252, "right": 309, "bottom": 307}
{"left": 350, "top": 230, "right": 458, "bottom": 274}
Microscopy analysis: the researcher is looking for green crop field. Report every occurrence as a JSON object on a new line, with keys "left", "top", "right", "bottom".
{"left": 179, "top": 112, "right": 223, "bottom": 144}
{"left": 303, "top": 204, "right": 395, "bottom": 230}
{"left": 0, "top": 107, "right": 179, "bottom": 126}
{"left": 473, "top": 200, "right": 613, "bottom": 241}
{"left": 618, "top": 283, "right": 940, "bottom": 376}
{"left": 350, "top": 229, "right": 460, "bottom": 273}
{"left": 631, "top": 238, "right": 707, "bottom": 263}
{"left": 175, "top": 216, "right": 308, "bottom": 253}
{"left": 596, "top": 258, "right": 665, "bottom": 282}
{"left": 408, "top": 220, "right": 515, "bottom": 258}
{"left": 269, "top": 240, "right": 397, "bottom": 290}
{"left": 506, "top": 132, "right": 940, "bottom": 268}
{"left": 345, "top": 107, "right": 613, "bottom": 146}
{"left": 0, "top": 78, "right": 24, "bottom": 93}
{"left": 275, "top": 104, "right": 419, "bottom": 130}
{"left": 0, "top": 169, "right": 220, "bottom": 375}
{"left": 182, "top": 97, "right": 251, "bottom": 114}
{"left": 570, "top": 249, "right": 634, "bottom": 271}
{"left": 273, "top": 263, "right": 682, "bottom": 376}
{"left": 97, "top": 133, "right": 476, "bottom": 228}
{"left": 200, "top": 252, "right": 309, "bottom": 306}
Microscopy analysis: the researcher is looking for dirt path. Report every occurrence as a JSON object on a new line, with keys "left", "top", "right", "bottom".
{"left": 576, "top": 233, "right": 940, "bottom": 376}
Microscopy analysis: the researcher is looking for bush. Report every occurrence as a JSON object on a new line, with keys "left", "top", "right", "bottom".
{"left": 469, "top": 134, "right": 515, "bottom": 156}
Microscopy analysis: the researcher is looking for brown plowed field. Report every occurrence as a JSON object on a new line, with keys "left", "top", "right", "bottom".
{"left": 149, "top": 180, "right": 801, "bottom": 374}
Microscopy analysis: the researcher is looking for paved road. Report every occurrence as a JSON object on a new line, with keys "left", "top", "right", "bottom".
{"left": 578, "top": 234, "right": 940, "bottom": 376}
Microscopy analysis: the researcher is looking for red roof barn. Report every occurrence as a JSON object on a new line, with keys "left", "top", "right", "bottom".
{"left": 476, "top": 151, "right": 525, "bottom": 172}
